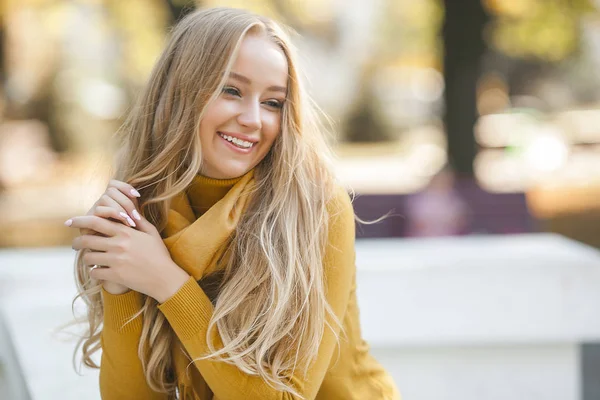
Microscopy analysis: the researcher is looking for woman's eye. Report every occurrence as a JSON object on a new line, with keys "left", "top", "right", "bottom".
{"left": 223, "top": 87, "right": 241, "bottom": 97}
{"left": 264, "top": 100, "right": 283, "bottom": 109}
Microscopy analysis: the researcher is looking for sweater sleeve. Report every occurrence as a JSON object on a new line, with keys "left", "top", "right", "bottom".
{"left": 157, "top": 186, "right": 356, "bottom": 400}
{"left": 100, "top": 288, "right": 168, "bottom": 400}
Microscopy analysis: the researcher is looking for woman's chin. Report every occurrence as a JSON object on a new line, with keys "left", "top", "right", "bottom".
{"left": 204, "top": 163, "right": 252, "bottom": 180}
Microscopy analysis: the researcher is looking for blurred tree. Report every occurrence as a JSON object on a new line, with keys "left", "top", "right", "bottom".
{"left": 270, "top": 0, "right": 339, "bottom": 46}
{"left": 2, "top": 3, "right": 66, "bottom": 153}
{"left": 165, "top": 0, "right": 197, "bottom": 24}
{"left": 485, "top": 0, "right": 595, "bottom": 61}
{"left": 344, "top": 63, "right": 389, "bottom": 143}
{"left": 103, "top": 0, "right": 169, "bottom": 83}
{"left": 0, "top": 11, "right": 5, "bottom": 108}
{"left": 0, "top": 10, "right": 4, "bottom": 193}
{"left": 443, "top": 0, "right": 596, "bottom": 177}
{"left": 377, "top": 0, "right": 443, "bottom": 66}
{"left": 443, "top": 0, "right": 488, "bottom": 177}
{"left": 0, "top": 12, "right": 4, "bottom": 87}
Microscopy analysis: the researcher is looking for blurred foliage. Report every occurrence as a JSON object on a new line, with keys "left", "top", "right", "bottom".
{"left": 377, "top": 0, "right": 443, "bottom": 69}
{"left": 2, "top": 0, "right": 600, "bottom": 247}
{"left": 484, "top": 0, "right": 597, "bottom": 61}
{"left": 203, "top": 0, "right": 337, "bottom": 24}
{"left": 104, "top": 0, "right": 171, "bottom": 86}
{"left": 204, "top": 0, "right": 338, "bottom": 42}
{"left": 204, "top": 0, "right": 275, "bottom": 17}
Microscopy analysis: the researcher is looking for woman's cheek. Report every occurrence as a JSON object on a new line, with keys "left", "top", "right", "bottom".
{"left": 264, "top": 114, "right": 281, "bottom": 135}
{"left": 210, "top": 97, "right": 237, "bottom": 119}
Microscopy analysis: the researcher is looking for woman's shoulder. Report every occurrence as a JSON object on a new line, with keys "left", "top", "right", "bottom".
{"left": 323, "top": 184, "right": 356, "bottom": 279}
{"left": 326, "top": 183, "right": 354, "bottom": 220}
{"left": 326, "top": 183, "right": 356, "bottom": 241}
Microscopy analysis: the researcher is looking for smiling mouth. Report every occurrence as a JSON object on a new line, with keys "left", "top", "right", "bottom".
{"left": 217, "top": 132, "right": 257, "bottom": 150}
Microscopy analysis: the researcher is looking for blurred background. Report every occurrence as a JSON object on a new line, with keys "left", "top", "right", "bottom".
{"left": 2, "top": 1, "right": 600, "bottom": 400}
{"left": 2, "top": 0, "right": 600, "bottom": 248}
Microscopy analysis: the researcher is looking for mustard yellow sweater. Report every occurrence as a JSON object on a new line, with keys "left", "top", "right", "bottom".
{"left": 99, "top": 174, "right": 400, "bottom": 399}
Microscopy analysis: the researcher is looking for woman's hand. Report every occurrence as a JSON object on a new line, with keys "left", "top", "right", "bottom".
{"left": 79, "top": 179, "right": 143, "bottom": 294}
{"left": 66, "top": 211, "right": 190, "bottom": 303}
{"left": 82, "top": 179, "right": 142, "bottom": 235}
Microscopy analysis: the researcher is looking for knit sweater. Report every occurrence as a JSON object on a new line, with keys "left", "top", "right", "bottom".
{"left": 99, "top": 173, "right": 401, "bottom": 399}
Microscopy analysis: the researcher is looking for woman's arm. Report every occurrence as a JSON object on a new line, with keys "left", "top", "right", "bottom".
{"left": 70, "top": 179, "right": 171, "bottom": 398}
{"left": 86, "top": 181, "right": 165, "bottom": 398}
{"left": 157, "top": 185, "right": 356, "bottom": 400}
{"left": 100, "top": 288, "right": 168, "bottom": 400}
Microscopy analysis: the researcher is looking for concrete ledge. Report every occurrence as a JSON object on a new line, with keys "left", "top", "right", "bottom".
{"left": 355, "top": 234, "right": 600, "bottom": 346}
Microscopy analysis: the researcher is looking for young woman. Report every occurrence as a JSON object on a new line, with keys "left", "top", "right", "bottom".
{"left": 66, "top": 7, "right": 400, "bottom": 400}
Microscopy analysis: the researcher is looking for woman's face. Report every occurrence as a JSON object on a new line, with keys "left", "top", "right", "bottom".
{"left": 198, "top": 34, "right": 289, "bottom": 179}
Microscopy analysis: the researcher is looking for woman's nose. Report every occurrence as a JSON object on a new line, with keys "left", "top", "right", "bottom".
{"left": 237, "top": 100, "right": 262, "bottom": 131}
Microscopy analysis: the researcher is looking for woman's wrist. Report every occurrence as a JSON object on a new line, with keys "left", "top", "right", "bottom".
{"left": 154, "top": 263, "right": 190, "bottom": 304}
{"left": 102, "top": 281, "right": 130, "bottom": 295}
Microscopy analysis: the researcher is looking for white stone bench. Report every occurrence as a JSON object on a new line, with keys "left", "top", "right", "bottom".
{"left": 356, "top": 234, "right": 600, "bottom": 400}
{"left": 1, "top": 233, "right": 599, "bottom": 400}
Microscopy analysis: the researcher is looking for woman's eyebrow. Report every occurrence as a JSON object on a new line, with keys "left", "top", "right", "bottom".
{"left": 229, "top": 72, "right": 287, "bottom": 93}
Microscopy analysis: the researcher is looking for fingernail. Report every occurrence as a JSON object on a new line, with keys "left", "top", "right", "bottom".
{"left": 130, "top": 188, "right": 141, "bottom": 197}
{"left": 120, "top": 212, "right": 136, "bottom": 227}
{"left": 64, "top": 219, "right": 73, "bottom": 227}
{"left": 132, "top": 209, "right": 141, "bottom": 221}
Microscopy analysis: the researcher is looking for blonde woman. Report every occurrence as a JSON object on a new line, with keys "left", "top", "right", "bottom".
{"left": 66, "top": 7, "right": 400, "bottom": 400}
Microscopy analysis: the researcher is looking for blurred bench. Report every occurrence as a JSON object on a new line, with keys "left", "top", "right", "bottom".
{"left": 352, "top": 182, "right": 534, "bottom": 238}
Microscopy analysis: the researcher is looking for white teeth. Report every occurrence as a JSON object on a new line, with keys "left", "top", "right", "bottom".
{"left": 219, "top": 133, "right": 254, "bottom": 149}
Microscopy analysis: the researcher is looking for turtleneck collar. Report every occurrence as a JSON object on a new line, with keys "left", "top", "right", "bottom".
{"left": 185, "top": 172, "right": 247, "bottom": 219}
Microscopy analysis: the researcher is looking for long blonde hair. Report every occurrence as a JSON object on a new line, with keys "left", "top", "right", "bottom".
{"left": 74, "top": 7, "right": 345, "bottom": 397}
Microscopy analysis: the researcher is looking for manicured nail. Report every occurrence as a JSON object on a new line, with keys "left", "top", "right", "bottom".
{"left": 130, "top": 188, "right": 141, "bottom": 197}
{"left": 120, "top": 212, "right": 136, "bottom": 227}
{"left": 132, "top": 209, "right": 141, "bottom": 221}
{"left": 64, "top": 219, "right": 73, "bottom": 227}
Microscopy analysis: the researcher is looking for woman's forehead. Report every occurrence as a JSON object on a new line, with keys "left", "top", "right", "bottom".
{"left": 229, "top": 35, "right": 288, "bottom": 91}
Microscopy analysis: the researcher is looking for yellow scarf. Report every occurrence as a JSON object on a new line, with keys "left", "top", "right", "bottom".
{"left": 162, "top": 169, "right": 255, "bottom": 279}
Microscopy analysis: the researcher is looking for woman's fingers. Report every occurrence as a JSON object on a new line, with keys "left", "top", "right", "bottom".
{"left": 82, "top": 249, "right": 110, "bottom": 266}
{"left": 104, "top": 180, "right": 142, "bottom": 221}
{"left": 72, "top": 234, "right": 111, "bottom": 252}
{"left": 65, "top": 215, "right": 123, "bottom": 237}
{"left": 99, "top": 187, "right": 139, "bottom": 222}
{"left": 97, "top": 193, "right": 127, "bottom": 215}
{"left": 81, "top": 199, "right": 135, "bottom": 237}
{"left": 108, "top": 179, "right": 141, "bottom": 200}
{"left": 79, "top": 179, "right": 141, "bottom": 236}
{"left": 94, "top": 205, "right": 136, "bottom": 227}
{"left": 88, "top": 264, "right": 114, "bottom": 282}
